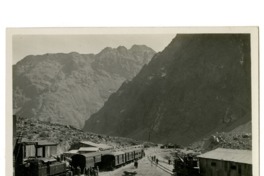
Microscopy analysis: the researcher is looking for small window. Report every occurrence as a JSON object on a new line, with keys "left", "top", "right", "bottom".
{"left": 211, "top": 162, "right": 216, "bottom": 167}
{"left": 231, "top": 165, "right": 237, "bottom": 170}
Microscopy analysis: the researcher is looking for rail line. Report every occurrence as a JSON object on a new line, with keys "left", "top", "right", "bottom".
{"left": 147, "top": 156, "right": 174, "bottom": 175}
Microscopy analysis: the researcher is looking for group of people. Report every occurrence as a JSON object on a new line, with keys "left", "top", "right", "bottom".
{"left": 150, "top": 156, "right": 159, "bottom": 165}
{"left": 71, "top": 166, "right": 99, "bottom": 176}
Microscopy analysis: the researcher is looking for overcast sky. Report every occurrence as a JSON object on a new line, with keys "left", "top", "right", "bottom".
{"left": 12, "top": 34, "right": 176, "bottom": 64}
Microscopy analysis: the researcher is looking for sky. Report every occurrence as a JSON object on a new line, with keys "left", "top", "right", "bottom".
{"left": 12, "top": 34, "right": 176, "bottom": 64}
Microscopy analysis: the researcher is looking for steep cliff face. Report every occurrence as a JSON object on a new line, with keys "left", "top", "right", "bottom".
{"left": 13, "top": 45, "right": 156, "bottom": 128}
{"left": 84, "top": 34, "right": 251, "bottom": 145}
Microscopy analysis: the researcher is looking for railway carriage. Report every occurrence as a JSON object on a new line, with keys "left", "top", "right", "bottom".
{"left": 134, "top": 148, "right": 143, "bottom": 160}
{"left": 71, "top": 152, "right": 102, "bottom": 174}
{"left": 100, "top": 151, "right": 126, "bottom": 170}
{"left": 124, "top": 149, "right": 135, "bottom": 163}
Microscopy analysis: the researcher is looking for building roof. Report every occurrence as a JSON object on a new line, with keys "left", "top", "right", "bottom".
{"left": 64, "top": 150, "right": 79, "bottom": 154}
{"left": 37, "top": 140, "right": 58, "bottom": 146}
{"left": 113, "top": 151, "right": 125, "bottom": 155}
{"left": 80, "top": 141, "right": 113, "bottom": 150}
{"left": 198, "top": 148, "right": 252, "bottom": 164}
{"left": 80, "top": 141, "right": 98, "bottom": 146}
{"left": 20, "top": 139, "right": 57, "bottom": 146}
{"left": 75, "top": 152, "right": 102, "bottom": 158}
{"left": 78, "top": 147, "right": 99, "bottom": 152}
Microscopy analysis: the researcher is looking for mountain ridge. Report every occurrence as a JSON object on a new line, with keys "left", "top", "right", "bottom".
{"left": 84, "top": 34, "right": 251, "bottom": 145}
{"left": 13, "top": 45, "right": 156, "bottom": 128}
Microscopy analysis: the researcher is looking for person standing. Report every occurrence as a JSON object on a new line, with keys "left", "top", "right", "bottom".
{"left": 86, "top": 167, "right": 90, "bottom": 176}
{"left": 156, "top": 158, "right": 159, "bottom": 165}
{"left": 76, "top": 166, "right": 81, "bottom": 176}
{"left": 90, "top": 167, "right": 94, "bottom": 176}
{"left": 96, "top": 166, "right": 99, "bottom": 176}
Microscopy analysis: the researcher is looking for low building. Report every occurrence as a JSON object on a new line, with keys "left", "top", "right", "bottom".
{"left": 198, "top": 148, "right": 252, "bottom": 176}
{"left": 79, "top": 141, "right": 113, "bottom": 151}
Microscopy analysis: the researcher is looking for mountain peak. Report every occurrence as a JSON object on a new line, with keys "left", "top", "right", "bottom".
{"left": 84, "top": 34, "right": 251, "bottom": 145}
{"left": 13, "top": 44, "right": 156, "bottom": 129}
{"left": 117, "top": 45, "right": 127, "bottom": 50}
{"left": 130, "top": 44, "right": 155, "bottom": 52}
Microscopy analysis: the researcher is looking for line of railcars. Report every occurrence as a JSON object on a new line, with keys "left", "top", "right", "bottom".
{"left": 14, "top": 143, "right": 144, "bottom": 176}
{"left": 70, "top": 147, "right": 145, "bottom": 173}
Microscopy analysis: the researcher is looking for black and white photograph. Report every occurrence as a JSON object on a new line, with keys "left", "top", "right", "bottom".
{"left": 6, "top": 27, "right": 258, "bottom": 176}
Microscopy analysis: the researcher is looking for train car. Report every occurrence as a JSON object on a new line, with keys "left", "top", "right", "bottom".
{"left": 100, "top": 151, "right": 126, "bottom": 170}
{"left": 16, "top": 157, "right": 70, "bottom": 176}
{"left": 134, "top": 148, "right": 143, "bottom": 160}
{"left": 71, "top": 152, "right": 101, "bottom": 173}
{"left": 124, "top": 149, "right": 135, "bottom": 163}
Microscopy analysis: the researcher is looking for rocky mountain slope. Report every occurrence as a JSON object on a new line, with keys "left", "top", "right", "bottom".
{"left": 188, "top": 121, "right": 252, "bottom": 152}
{"left": 15, "top": 116, "right": 142, "bottom": 154}
{"left": 13, "top": 45, "right": 156, "bottom": 128}
{"left": 84, "top": 34, "right": 251, "bottom": 146}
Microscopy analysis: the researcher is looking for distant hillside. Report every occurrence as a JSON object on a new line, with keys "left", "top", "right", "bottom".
{"left": 13, "top": 45, "right": 156, "bottom": 128}
{"left": 15, "top": 117, "right": 142, "bottom": 154}
{"left": 84, "top": 34, "right": 251, "bottom": 146}
{"left": 188, "top": 121, "right": 252, "bottom": 152}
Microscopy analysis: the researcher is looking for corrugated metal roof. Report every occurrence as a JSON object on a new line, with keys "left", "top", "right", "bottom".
{"left": 101, "top": 151, "right": 125, "bottom": 156}
{"left": 198, "top": 148, "right": 252, "bottom": 164}
{"left": 80, "top": 141, "right": 113, "bottom": 150}
{"left": 78, "top": 147, "right": 99, "bottom": 152}
{"left": 80, "top": 141, "right": 98, "bottom": 146}
{"left": 64, "top": 150, "right": 79, "bottom": 154}
{"left": 79, "top": 152, "right": 102, "bottom": 158}
{"left": 20, "top": 139, "right": 57, "bottom": 146}
{"left": 97, "top": 144, "right": 113, "bottom": 150}
{"left": 37, "top": 140, "right": 58, "bottom": 146}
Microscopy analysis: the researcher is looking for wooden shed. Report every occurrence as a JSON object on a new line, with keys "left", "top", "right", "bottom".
{"left": 198, "top": 148, "right": 252, "bottom": 176}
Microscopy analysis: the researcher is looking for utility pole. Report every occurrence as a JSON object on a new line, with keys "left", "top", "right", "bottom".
{"left": 148, "top": 129, "right": 151, "bottom": 141}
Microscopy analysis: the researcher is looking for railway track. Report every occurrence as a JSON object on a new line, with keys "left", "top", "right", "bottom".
{"left": 147, "top": 156, "right": 174, "bottom": 175}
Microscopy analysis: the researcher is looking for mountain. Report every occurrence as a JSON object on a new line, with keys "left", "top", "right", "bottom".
{"left": 188, "top": 121, "right": 252, "bottom": 152}
{"left": 13, "top": 45, "right": 156, "bottom": 128}
{"left": 15, "top": 116, "right": 142, "bottom": 154}
{"left": 83, "top": 34, "right": 251, "bottom": 146}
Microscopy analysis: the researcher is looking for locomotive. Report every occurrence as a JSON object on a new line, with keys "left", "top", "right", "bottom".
{"left": 13, "top": 115, "right": 71, "bottom": 176}
{"left": 173, "top": 153, "right": 200, "bottom": 176}
{"left": 14, "top": 142, "right": 71, "bottom": 176}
